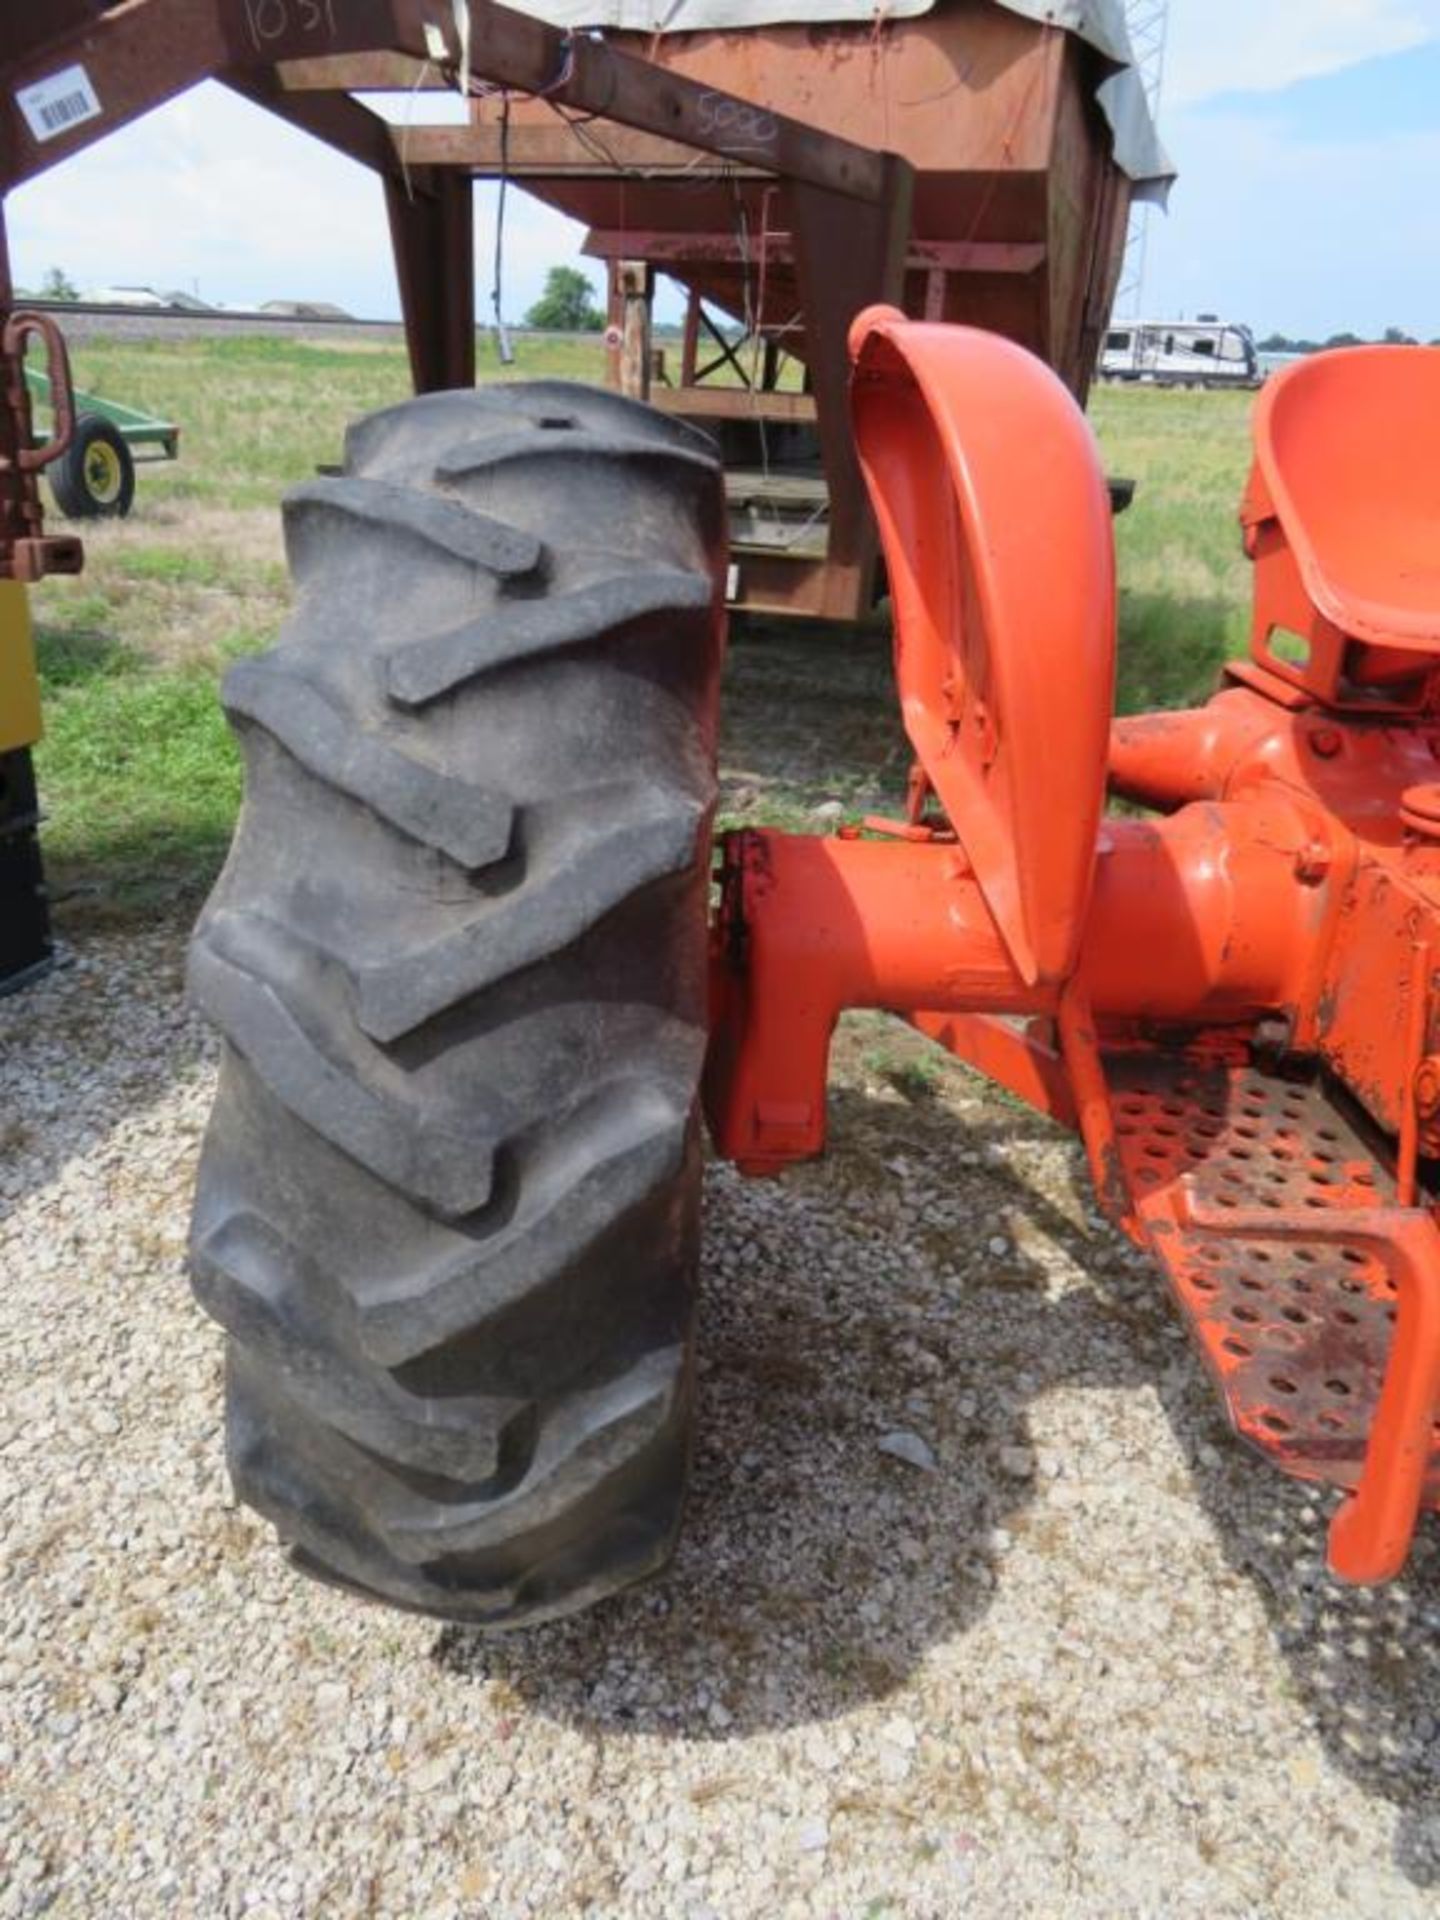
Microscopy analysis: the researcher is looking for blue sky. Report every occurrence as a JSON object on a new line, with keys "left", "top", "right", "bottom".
{"left": 1141, "top": 11, "right": 1440, "bottom": 338}
{"left": 8, "top": 3, "right": 1440, "bottom": 340}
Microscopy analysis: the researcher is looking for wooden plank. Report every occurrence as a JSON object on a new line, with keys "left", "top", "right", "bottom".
{"left": 387, "top": 122, "right": 764, "bottom": 178}
{"left": 729, "top": 550, "right": 863, "bottom": 619}
{"left": 651, "top": 388, "right": 817, "bottom": 423}
{"left": 724, "top": 468, "right": 828, "bottom": 505}
{"left": 730, "top": 521, "right": 829, "bottom": 560}
{"left": 588, "top": 230, "right": 1046, "bottom": 276}
{"left": 787, "top": 151, "right": 913, "bottom": 608}
{"left": 385, "top": 167, "right": 475, "bottom": 393}
{"left": 616, "top": 261, "right": 652, "bottom": 402}
{"left": 278, "top": 52, "right": 440, "bottom": 89}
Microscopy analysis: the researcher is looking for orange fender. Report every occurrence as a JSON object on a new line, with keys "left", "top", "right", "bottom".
{"left": 848, "top": 307, "right": 1115, "bottom": 986}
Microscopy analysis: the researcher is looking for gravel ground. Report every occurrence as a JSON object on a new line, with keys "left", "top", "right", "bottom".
{"left": 4, "top": 923, "right": 1440, "bottom": 1919}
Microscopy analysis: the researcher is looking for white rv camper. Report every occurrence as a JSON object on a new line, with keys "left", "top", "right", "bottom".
{"left": 1100, "top": 316, "right": 1261, "bottom": 388}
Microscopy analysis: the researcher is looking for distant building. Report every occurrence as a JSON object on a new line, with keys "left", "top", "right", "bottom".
{"left": 85, "top": 284, "right": 169, "bottom": 308}
{"left": 259, "top": 299, "right": 354, "bottom": 321}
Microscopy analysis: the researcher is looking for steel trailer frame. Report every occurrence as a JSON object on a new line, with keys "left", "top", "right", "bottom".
{"left": 0, "top": 0, "right": 912, "bottom": 595}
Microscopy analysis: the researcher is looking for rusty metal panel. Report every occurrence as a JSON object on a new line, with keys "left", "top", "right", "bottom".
{"left": 1046, "top": 33, "right": 1132, "bottom": 396}
{"left": 0, "top": 0, "right": 229, "bottom": 190}
{"left": 503, "top": 6, "right": 1060, "bottom": 176}
{"left": 498, "top": 4, "right": 1131, "bottom": 390}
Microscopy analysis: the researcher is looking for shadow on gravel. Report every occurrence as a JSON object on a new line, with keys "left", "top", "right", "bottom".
{"left": 432, "top": 1080, "right": 1163, "bottom": 1737}
{"left": 715, "top": 622, "right": 908, "bottom": 824}
{"left": 433, "top": 1069, "right": 1440, "bottom": 1884}
{"left": 1154, "top": 1383, "right": 1440, "bottom": 1888}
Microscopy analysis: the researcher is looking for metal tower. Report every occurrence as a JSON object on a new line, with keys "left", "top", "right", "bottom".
{"left": 1115, "top": 0, "right": 1169, "bottom": 320}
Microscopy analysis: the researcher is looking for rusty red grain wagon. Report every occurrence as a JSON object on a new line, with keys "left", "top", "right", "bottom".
{"left": 373, "top": 0, "right": 1168, "bottom": 616}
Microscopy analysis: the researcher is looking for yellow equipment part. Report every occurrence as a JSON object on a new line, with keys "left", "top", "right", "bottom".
{"left": 0, "top": 578, "right": 41, "bottom": 755}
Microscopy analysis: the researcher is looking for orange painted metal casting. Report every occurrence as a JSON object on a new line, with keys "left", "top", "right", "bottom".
{"left": 704, "top": 316, "right": 1440, "bottom": 1585}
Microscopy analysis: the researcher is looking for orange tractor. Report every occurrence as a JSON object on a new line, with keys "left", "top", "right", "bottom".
{"left": 3, "top": 1, "right": 1439, "bottom": 1626}
{"left": 711, "top": 317, "right": 1440, "bottom": 1595}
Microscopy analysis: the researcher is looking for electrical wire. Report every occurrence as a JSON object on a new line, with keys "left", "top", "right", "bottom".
{"left": 395, "top": 56, "right": 440, "bottom": 204}
{"left": 490, "top": 90, "right": 514, "bottom": 363}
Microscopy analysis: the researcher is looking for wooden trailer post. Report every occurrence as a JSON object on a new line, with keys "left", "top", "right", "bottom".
{"left": 385, "top": 169, "right": 477, "bottom": 394}
{"left": 616, "top": 261, "right": 655, "bottom": 403}
{"left": 787, "top": 152, "right": 914, "bottom": 620}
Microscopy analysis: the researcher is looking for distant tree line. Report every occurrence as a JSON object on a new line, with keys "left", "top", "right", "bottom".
{"left": 11, "top": 266, "right": 81, "bottom": 301}
{"left": 1259, "top": 325, "right": 1439, "bottom": 353}
{"left": 524, "top": 266, "right": 605, "bottom": 333}
{"left": 22, "top": 259, "right": 1440, "bottom": 353}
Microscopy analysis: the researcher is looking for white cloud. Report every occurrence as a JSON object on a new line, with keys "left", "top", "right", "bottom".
{"left": 1144, "top": 107, "right": 1440, "bottom": 337}
{"left": 1163, "top": 0, "right": 1440, "bottom": 107}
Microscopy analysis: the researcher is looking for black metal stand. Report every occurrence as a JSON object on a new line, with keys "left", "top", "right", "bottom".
{"left": 0, "top": 746, "right": 53, "bottom": 993}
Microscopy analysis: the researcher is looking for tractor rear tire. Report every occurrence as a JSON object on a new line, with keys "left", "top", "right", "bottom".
{"left": 186, "top": 381, "right": 725, "bottom": 1625}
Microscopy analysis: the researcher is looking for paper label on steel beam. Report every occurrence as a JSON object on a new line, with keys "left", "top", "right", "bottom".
{"left": 15, "top": 65, "right": 102, "bottom": 144}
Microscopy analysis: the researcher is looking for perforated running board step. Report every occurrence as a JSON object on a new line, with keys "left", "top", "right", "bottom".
{"left": 1105, "top": 1037, "right": 1440, "bottom": 1507}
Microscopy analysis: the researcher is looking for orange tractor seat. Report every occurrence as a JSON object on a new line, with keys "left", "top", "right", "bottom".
{"left": 1243, "top": 346, "right": 1440, "bottom": 700}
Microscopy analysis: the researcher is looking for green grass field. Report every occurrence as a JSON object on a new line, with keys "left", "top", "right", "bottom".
{"left": 28, "top": 334, "right": 1259, "bottom": 925}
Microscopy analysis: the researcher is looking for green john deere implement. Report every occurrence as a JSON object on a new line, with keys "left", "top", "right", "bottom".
{"left": 25, "top": 363, "right": 179, "bottom": 518}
